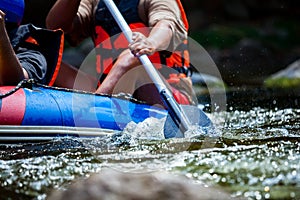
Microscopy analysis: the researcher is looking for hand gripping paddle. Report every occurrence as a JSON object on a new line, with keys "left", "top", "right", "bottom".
{"left": 102, "top": 0, "right": 212, "bottom": 138}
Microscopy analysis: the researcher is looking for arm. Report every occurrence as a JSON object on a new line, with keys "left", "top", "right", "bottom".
{"left": 46, "top": 0, "right": 94, "bottom": 46}
{"left": 96, "top": 20, "right": 173, "bottom": 95}
{"left": 46, "top": 0, "right": 81, "bottom": 33}
{"left": 0, "top": 10, "right": 28, "bottom": 86}
{"left": 140, "top": 0, "right": 188, "bottom": 51}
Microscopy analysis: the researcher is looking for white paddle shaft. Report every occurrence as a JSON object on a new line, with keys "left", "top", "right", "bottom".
{"left": 103, "top": 0, "right": 192, "bottom": 134}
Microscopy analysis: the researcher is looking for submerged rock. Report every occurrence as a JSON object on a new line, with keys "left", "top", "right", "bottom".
{"left": 47, "top": 169, "right": 241, "bottom": 200}
{"left": 268, "top": 59, "right": 300, "bottom": 79}
{"left": 265, "top": 59, "right": 300, "bottom": 88}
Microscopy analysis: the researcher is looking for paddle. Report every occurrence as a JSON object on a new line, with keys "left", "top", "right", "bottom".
{"left": 102, "top": 0, "right": 212, "bottom": 138}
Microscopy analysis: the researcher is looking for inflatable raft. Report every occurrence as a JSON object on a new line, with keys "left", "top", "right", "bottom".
{"left": 0, "top": 80, "right": 211, "bottom": 142}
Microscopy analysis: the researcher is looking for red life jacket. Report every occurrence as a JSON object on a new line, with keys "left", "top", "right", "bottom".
{"left": 93, "top": 0, "right": 191, "bottom": 84}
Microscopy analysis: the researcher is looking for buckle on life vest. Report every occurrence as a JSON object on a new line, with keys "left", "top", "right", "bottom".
{"left": 172, "top": 66, "right": 193, "bottom": 77}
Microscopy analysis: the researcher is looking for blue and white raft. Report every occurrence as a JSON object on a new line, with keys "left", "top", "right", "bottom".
{"left": 0, "top": 80, "right": 212, "bottom": 142}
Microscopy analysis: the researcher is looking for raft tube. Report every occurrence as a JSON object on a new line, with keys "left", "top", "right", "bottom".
{"left": 0, "top": 83, "right": 167, "bottom": 141}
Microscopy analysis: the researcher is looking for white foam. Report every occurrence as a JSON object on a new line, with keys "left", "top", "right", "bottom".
{"left": 122, "top": 117, "right": 166, "bottom": 139}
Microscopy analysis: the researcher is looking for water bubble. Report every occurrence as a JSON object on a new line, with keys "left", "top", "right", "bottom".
{"left": 290, "top": 192, "right": 296, "bottom": 198}
{"left": 265, "top": 193, "right": 270, "bottom": 199}
{"left": 264, "top": 186, "right": 270, "bottom": 192}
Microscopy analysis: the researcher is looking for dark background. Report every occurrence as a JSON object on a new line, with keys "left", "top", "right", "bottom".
{"left": 22, "top": 0, "right": 300, "bottom": 87}
{"left": 184, "top": 1, "right": 299, "bottom": 85}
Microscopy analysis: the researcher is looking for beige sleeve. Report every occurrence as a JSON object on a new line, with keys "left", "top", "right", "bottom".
{"left": 67, "top": 0, "right": 98, "bottom": 45}
{"left": 139, "top": 0, "right": 188, "bottom": 51}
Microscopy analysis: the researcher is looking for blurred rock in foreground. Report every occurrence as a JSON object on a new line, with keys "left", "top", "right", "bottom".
{"left": 47, "top": 169, "right": 242, "bottom": 200}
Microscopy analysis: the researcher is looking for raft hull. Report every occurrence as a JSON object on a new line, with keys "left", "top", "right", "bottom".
{"left": 0, "top": 85, "right": 167, "bottom": 141}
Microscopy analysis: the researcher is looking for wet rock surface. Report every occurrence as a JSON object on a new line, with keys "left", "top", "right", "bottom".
{"left": 47, "top": 169, "right": 241, "bottom": 200}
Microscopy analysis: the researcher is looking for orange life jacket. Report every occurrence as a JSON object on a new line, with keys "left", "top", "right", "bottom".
{"left": 93, "top": 0, "right": 190, "bottom": 84}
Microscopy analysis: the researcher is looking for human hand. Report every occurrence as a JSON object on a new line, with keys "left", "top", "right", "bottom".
{"left": 0, "top": 10, "right": 6, "bottom": 33}
{"left": 129, "top": 32, "right": 157, "bottom": 57}
{"left": 0, "top": 10, "right": 5, "bottom": 26}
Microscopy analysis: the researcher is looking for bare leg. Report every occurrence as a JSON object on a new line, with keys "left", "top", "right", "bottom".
{"left": 96, "top": 50, "right": 166, "bottom": 106}
{"left": 96, "top": 49, "right": 140, "bottom": 94}
{"left": 54, "top": 62, "right": 96, "bottom": 91}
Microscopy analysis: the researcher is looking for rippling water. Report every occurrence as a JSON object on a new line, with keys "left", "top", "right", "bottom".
{"left": 0, "top": 107, "right": 299, "bottom": 200}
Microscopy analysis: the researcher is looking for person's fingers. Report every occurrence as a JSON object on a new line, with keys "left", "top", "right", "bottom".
{"left": 129, "top": 42, "right": 142, "bottom": 51}
{"left": 130, "top": 32, "right": 155, "bottom": 56}
{"left": 0, "top": 10, "right": 5, "bottom": 20}
{"left": 129, "top": 44, "right": 146, "bottom": 55}
{"left": 134, "top": 47, "right": 154, "bottom": 56}
{"left": 132, "top": 32, "right": 146, "bottom": 42}
{"left": 138, "top": 48, "right": 151, "bottom": 55}
{"left": 0, "top": 11, "right": 6, "bottom": 27}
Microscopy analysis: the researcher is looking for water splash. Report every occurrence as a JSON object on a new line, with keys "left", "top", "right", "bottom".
{"left": 122, "top": 117, "right": 165, "bottom": 140}
{"left": 0, "top": 107, "right": 300, "bottom": 199}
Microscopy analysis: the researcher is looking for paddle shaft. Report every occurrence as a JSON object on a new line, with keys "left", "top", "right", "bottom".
{"left": 103, "top": 0, "right": 192, "bottom": 135}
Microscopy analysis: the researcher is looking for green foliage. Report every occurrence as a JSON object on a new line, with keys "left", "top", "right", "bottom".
{"left": 265, "top": 77, "right": 300, "bottom": 88}
{"left": 190, "top": 19, "right": 299, "bottom": 50}
{"left": 267, "top": 19, "right": 300, "bottom": 49}
{"left": 190, "top": 24, "right": 258, "bottom": 49}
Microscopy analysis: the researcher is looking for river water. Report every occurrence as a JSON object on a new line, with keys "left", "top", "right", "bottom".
{"left": 0, "top": 106, "right": 299, "bottom": 200}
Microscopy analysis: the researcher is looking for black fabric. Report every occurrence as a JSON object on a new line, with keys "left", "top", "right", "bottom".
{"left": 8, "top": 24, "right": 63, "bottom": 84}
{"left": 16, "top": 48, "right": 47, "bottom": 83}
{"left": 95, "top": 0, "right": 141, "bottom": 36}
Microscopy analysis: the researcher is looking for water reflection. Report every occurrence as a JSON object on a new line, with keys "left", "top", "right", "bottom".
{"left": 0, "top": 107, "right": 299, "bottom": 199}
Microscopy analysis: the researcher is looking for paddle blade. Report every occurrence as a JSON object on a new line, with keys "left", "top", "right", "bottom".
{"left": 163, "top": 105, "right": 212, "bottom": 138}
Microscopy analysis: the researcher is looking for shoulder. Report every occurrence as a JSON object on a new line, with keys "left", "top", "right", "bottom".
{"left": 79, "top": 0, "right": 99, "bottom": 16}
{"left": 77, "top": 0, "right": 98, "bottom": 23}
{"left": 141, "top": 0, "right": 184, "bottom": 20}
{"left": 142, "top": 0, "right": 185, "bottom": 28}
{"left": 142, "top": 0, "right": 181, "bottom": 12}
{"left": 71, "top": 0, "right": 98, "bottom": 42}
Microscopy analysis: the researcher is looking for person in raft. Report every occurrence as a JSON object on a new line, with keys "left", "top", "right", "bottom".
{"left": 46, "top": 0, "right": 197, "bottom": 106}
{"left": 0, "top": 0, "right": 63, "bottom": 86}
